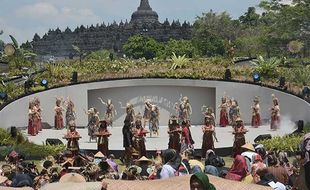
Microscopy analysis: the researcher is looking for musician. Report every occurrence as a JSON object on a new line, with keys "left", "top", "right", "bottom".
{"left": 97, "top": 120, "right": 111, "bottom": 156}
{"left": 202, "top": 115, "right": 215, "bottom": 158}
{"left": 64, "top": 121, "right": 81, "bottom": 156}
{"left": 251, "top": 96, "right": 261, "bottom": 128}
{"left": 270, "top": 94, "right": 280, "bottom": 130}
{"left": 232, "top": 117, "right": 248, "bottom": 158}
{"left": 167, "top": 116, "right": 182, "bottom": 152}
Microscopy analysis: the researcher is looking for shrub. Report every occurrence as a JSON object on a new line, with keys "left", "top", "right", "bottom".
{"left": 170, "top": 53, "right": 189, "bottom": 70}
{"left": 258, "top": 135, "right": 303, "bottom": 152}
{"left": 251, "top": 56, "right": 281, "bottom": 78}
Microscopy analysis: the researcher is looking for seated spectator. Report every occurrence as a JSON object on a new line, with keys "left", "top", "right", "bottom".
{"left": 11, "top": 165, "right": 33, "bottom": 188}
{"left": 107, "top": 154, "right": 118, "bottom": 172}
{"left": 205, "top": 165, "right": 219, "bottom": 177}
{"left": 190, "top": 172, "right": 216, "bottom": 190}
{"left": 204, "top": 149, "right": 226, "bottom": 177}
{"left": 241, "top": 143, "right": 258, "bottom": 174}
{"left": 135, "top": 156, "right": 153, "bottom": 178}
{"left": 160, "top": 149, "right": 181, "bottom": 179}
{"left": 251, "top": 154, "right": 266, "bottom": 183}
{"left": 225, "top": 155, "right": 248, "bottom": 181}
{"left": 266, "top": 154, "right": 289, "bottom": 185}
{"left": 256, "top": 168, "right": 286, "bottom": 190}
{"left": 187, "top": 152, "right": 204, "bottom": 173}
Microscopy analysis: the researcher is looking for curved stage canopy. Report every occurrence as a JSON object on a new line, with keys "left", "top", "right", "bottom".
{"left": 0, "top": 78, "right": 309, "bottom": 129}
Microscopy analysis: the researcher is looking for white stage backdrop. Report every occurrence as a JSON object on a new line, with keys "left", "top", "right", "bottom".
{"left": 88, "top": 86, "right": 216, "bottom": 126}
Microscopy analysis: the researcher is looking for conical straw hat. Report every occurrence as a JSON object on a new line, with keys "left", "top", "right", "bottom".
{"left": 241, "top": 143, "right": 255, "bottom": 152}
{"left": 94, "top": 151, "right": 105, "bottom": 158}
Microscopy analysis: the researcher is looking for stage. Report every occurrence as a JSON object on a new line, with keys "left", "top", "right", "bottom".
{"left": 22, "top": 123, "right": 291, "bottom": 151}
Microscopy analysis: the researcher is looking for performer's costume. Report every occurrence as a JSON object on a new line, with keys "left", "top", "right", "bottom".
{"left": 33, "top": 98, "right": 42, "bottom": 132}
{"left": 105, "top": 101, "right": 115, "bottom": 127}
{"left": 133, "top": 117, "right": 147, "bottom": 157}
{"left": 270, "top": 96, "right": 280, "bottom": 130}
{"left": 64, "top": 122, "right": 81, "bottom": 156}
{"left": 87, "top": 108, "right": 99, "bottom": 142}
{"left": 143, "top": 100, "right": 152, "bottom": 128}
{"left": 232, "top": 118, "right": 247, "bottom": 158}
{"left": 219, "top": 97, "right": 229, "bottom": 127}
{"left": 122, "top": 116, "right": 134, "bottom": 165}
{"left": 126, "top": 103, "right": 135, "bottom": 124}
{"left": 178, "top": 97, "right": 192, "bottom": 124}
{"left": 149, "top": 105, "right": 159, "bottom": 137}
{"left": 96, "top": 120, "right": 111, "bottom": 156}
{"left": 181, "top": 121, "right": 192, "bottom": 153}
{"left": 168, "top": 116, "right": 182, "bottom": 152}
{"left": 66, "top": 100, "right": 76, "bottom": 128}
{"left": 251, "top": 97, "right": 261, "bottom": 128}
{"left": 229, "top": 100, "right": 240, "bottom": 126}
{"left": 54, "top": 99, "right": 64, "bottom": 130}
{"left": 28, "top": 101, "right": 37, "bottom": 136}
{"left": 201, "top": 116, "right": 215, "bottom": 158}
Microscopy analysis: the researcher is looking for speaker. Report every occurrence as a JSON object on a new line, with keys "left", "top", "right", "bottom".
{"left": 71, "top": 72, "right": 78, "bottom": 83}
{"left": 254, "top": 134, "right": 272, "bottom": 143}
{"left": 10, "top": 126, "right": 17, "bottom": 138}
{"left": 46, "top": 138, "right": 63, "bottom": 146}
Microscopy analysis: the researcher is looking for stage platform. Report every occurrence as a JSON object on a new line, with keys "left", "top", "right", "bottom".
{"left": 22, "top": 123, "right": 291, "bottom": 151}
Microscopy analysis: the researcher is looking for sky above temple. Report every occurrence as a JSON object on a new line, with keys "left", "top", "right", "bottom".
{"left": 0, "top": 0, "right": 264, "bottom": 43}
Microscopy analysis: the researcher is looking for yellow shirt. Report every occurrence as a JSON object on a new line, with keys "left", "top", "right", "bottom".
{"left": 189, "top": 160, "right": 205, "bottom": 172}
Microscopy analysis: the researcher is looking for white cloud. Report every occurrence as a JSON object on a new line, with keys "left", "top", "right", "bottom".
{"left": 16, "top": 2, "right": 59, "bottom": 19}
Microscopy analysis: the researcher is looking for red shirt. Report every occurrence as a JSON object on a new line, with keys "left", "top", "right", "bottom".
{"left": 182, "top": 127, "right": 191, "bottom": 145}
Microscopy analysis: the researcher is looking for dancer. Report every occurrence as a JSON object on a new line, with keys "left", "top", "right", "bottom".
{"left": 86, "top": 108, "right": 100, "bottom": 142}
{"left": 124, "top": 103, "right": 135, "bottom": 124}
{"left": 149, "top": 105, "right": 159, "bottom": 137}
{"left": 54, "top": 98, "right": 64, "bottom": 130}
{"left": 132, "top": 114, "right": 148, "bottom": 157}
{"left": 202, "top": 106, "right": 218, "bottom": 142}
{"left": 65, "top": 98, "right": 76, "bottom": 129}
{"left": 142, "top": 99, "right": 152, "bottom": 129}
{"left": 201, "top": 115, "right": 215, "bottom": 158}
{"left": 167, "top": 115, "right": 182, "bottom": 152}
{"left": 28, "top": 100, "right": 37, "bottom": 136}
{"left": 219, "top": 97, "right": 229, "bottom": 127}
{"left": 232, "top": 117, "right": 248, "bottom": 158}
{"left": 33, "top": 97, "right": 42, "bottom": 132}
{"left": 181, "top": 121, "right": 192, "bottom": 154}
{"left": 98, "top": 98, "right": 116, "bottom": 127}
{"left": 122, "top": 115, "right": 134, "bottom": 166}
{"left": 63, "top": 121, "right": 81, "bottom": 156}
{"left": 229, "top": 99, "right": 240, "bottom": 126}
{"left": 251, "top": 96, "right": 261, "bottom": 128}
{"left": 175, "top": 96, "right": 192, "bottom": 124}
{"left": 270, "top": 94, "right": 280, "bottom": 130}
{"left": 96, "top": 120, "right": 111, "bottom": 156}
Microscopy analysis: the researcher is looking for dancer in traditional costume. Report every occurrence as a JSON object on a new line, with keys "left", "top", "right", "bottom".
{"left": 98, "top": 98, "right": 116, "bottom": 127}
{"left": 167, "top": 116, "right": 182, "bottom": 152}
{"left": 181, "top": 121, "right": 192, "bottom": 154}
{"left": 270, "top": 94, "right": 280, "bottom": 130}
{"left": 229, "top": 100, "right": 240, "bottom": 126}
{"left": 132, "top": 114, "right": 148, "bottom": 157}
{"left": 202, "top": 106, "right": 218, "bottom": 142}
{"left": 142, "top": 99, "right": 152, "bottom": 129}
{"left": 201, "top": 115, "right": 215, "bottom": 158}
{"left": 54, "top": 98, "right": 64, "bottom": 130}
{"left": 219, "top": 97, "right": 229, "bottom": 127}
{"left": 122, "top": 115, "right": 134, "bottom": 166}
{"left": 96, "top": 120, "right": 111, "bottom": 156}
{"left": 33, "top": 97, "right": 42, "bottom": 132}
{"left": 251, "top": 96, "right": 261, "bottom": 128}
{"left": 232, "top": 117, "right": 248, "bottom": 158}
{"left": 86, "top": 108, "right": 100, "bottom": 142}
{"left": 28, "top": 100, "right": 37, "bottom": 136}
{"left": 65, "top": 98, "right": 76, "bottom": 129}
{"left": 149, "top": 105, "right": 159, "bottom": 137}
{"left": 63, "top": 121, "right": 81, "bottom": 156}
{"left": 125, "top": 103, "right": 135, "bottom": 124}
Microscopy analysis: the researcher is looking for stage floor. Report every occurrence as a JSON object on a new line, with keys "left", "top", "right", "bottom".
{"left": 22, "top": 124, "right": 290, "bottom": 151}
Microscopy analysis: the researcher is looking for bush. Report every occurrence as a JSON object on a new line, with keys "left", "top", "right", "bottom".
{"left": 258, "top": 135, "right": 303, "bottom": 152}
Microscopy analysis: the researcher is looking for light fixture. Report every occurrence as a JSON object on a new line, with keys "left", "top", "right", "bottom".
{"left": 253, "top": 72, "right": 261, "bottom": 83}
{"left": 40, "top": 79, "right": 48, "bottom": 88}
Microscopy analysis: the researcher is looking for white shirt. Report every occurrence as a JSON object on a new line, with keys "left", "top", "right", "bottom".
{"left": 160, "top": 164, "right": 176, "bottom": 179}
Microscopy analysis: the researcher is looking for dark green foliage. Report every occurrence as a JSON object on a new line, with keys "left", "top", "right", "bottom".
{"left": 123, "top": 35, "right": 163, "bottom": 60}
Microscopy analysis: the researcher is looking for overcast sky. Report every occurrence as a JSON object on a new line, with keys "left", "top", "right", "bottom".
{"left": 0, "top": 0, "right": 263, "bottom": 43}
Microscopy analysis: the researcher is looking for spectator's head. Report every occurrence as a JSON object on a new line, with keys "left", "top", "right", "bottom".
{"left": 190, "top": 172, "right": 216, "bottom": 190}
{"left": 267, "top": 154, "right": 278, "bottom": 166}
{"left": 205, "top": 149, "right": 215, "bottom": 160}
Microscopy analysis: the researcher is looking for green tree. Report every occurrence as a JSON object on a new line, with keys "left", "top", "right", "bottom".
{"left": 193, "top": 10, "right": 240, "bottom": 57}
{"left": 123, "top": 34, "right": 163, "bottom": 59}
{"left": 239, "top": 7, "right": 260, "bottom": 26}
{"left": 164, "top": 39, "right": 195, "bottom": 58}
